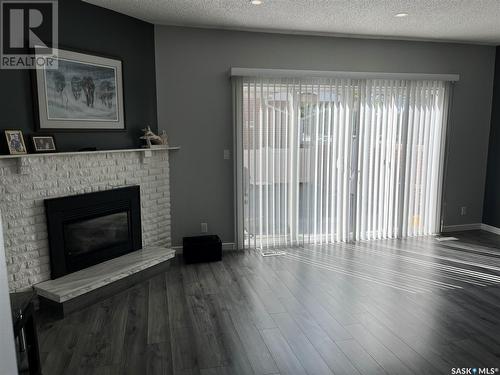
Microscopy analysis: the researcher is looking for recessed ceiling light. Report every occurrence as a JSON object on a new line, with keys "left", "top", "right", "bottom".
{"left": 394, "top": 12, "right": 409, "bottom": 17}
{"left": 250, "top": 0, "right": 263, "bottom": 5}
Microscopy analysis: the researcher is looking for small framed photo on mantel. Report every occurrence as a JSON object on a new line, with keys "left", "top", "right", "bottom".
{"left": 4, "top": 130, "right": 27, "bottom": 155}
{"left": 31, "top": 135, "right": 57, "bottom": 153}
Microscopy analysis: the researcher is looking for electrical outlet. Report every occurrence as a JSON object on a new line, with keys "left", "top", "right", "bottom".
{"left": 201, "top": 222, "right": 208, "bottom": 233}
{"left": 460, "top": 206, "right": 467, "bottom": 216}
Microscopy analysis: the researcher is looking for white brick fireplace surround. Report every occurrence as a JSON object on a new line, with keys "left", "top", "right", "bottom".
{"left": 0, "top": 148, "right": 172, "bottom": 292}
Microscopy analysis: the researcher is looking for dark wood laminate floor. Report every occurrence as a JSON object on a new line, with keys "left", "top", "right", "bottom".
{"left": 37, "top": 231, "right": 500, "bottom": 375}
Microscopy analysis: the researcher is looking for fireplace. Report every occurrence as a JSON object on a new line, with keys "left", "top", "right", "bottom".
{"left": 45, "top": 186, "right": 142, "bottom": 279}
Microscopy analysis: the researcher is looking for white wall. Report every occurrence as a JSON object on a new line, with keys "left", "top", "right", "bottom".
{"left": 0, "top": 212, "right": 18, "bottom": 375}
{"left": 155, "top": 26, "right": 496, "bottom": 245}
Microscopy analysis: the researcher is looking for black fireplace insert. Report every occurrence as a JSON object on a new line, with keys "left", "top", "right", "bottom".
{"left": 45, "top": 186, "right": 142, "bottom": 279}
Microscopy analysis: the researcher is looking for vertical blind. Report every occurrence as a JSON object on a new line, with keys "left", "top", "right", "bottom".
{"left": 234, "top": 76, "right": 451, "bottom": 250}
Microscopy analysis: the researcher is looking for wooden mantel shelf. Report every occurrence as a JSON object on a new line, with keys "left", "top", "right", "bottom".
{"left": 0, "top": 146, "right": 181, "bottom": 160}
{"left": 0, "top": 146, "right": 180, "bottom": 174}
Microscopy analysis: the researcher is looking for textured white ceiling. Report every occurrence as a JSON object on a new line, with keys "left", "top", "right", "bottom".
{"left": 84, "top": 0, "right": 500, "bottom": 44}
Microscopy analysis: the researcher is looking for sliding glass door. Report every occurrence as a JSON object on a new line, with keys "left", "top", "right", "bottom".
{"left": 234, "top": 77, "right": 450, "bottom": 250}
{"left": 300, "top": 80, "right": 359, "bottom": 245}
{"left": 239, "top": 80, "right": 306, "bottom": 250}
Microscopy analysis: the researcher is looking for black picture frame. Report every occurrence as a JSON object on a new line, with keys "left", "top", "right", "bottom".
{"left": 31, "top": 135, "right": 57, "bottom": 153}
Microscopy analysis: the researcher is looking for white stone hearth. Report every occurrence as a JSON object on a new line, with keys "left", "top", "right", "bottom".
{"left": 34, "top": 246, "right": 175, "bottom": 303}
{"left": 0, "top": 149, "right": 172, "bottom": 292}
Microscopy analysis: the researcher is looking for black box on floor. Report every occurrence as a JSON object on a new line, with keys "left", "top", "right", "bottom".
{"left": 183, "top": 235, "right": 222, "bottom": 264}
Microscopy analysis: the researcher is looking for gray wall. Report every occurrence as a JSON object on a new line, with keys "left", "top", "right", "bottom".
{"left": 155, "top": 26, "right": 496, "bottom": 245}
{"left": 483, "top": 47, "right": 500, "bottom": 227}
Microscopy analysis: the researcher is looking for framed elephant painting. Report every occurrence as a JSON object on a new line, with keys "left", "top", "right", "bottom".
{"left": 34, "top": 48, "right": 125, "bottom": 131}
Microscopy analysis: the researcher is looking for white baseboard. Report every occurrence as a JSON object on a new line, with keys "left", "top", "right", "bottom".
{"left": 442, "top": 223, "right": 482, "bottom": 232}
{"left": 441, "top": 222, "right": 500, "bottom": 236}
{"left": 172, "top": 242, "right": 237, "bottom": 255}
{"left": 480, "top": 223, "right": 500, "bottom": 235}
{"left": 171, "top": 246, "right": 182, "bottom": 254}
